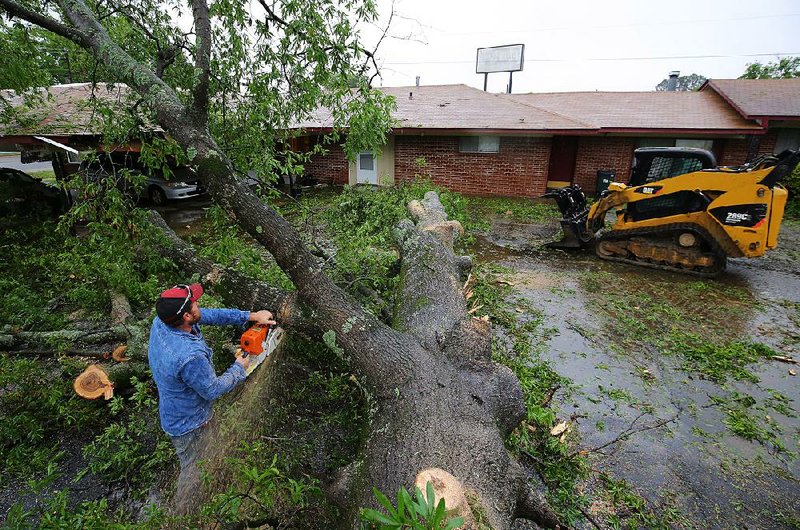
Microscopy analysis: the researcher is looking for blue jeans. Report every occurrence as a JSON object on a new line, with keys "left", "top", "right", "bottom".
{"left": 170, "top": 415, "right": 215, "bottom": 514}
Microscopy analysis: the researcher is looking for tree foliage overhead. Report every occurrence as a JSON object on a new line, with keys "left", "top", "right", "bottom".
{"left": 0, "top": 0, "right": 395, "bottom": 181}
{"left": 740, "top": 56, "right": 800, "bottom": 79}
{"left": 654, "top": 72, "right": 707, "bottom": 91}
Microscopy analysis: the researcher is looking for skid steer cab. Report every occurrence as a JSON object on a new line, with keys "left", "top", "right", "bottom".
{"left": 543, "top": 147, "right": 800, "bottom": 277}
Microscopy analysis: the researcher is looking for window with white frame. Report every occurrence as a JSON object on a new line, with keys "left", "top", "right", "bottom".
{"left": 459, "top": 136, "right": 500, "bottom": 153}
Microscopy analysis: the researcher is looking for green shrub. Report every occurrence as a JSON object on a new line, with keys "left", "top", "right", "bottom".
{"left": 0, "top": 354, "right": 105, "bottom": 483}
{"left": 203, "top": 447, "right": 321, "bottom": 526}
{"left": 77, "top": 378, "right": 173, "bottom": 488}
{"left": 318, "top": 180, "right": 468, "bottom": 312}
{"left": 360, "top": 483, "right": 464, "bottom": 530}
{"left": 0, "top": 215, "right": 176, "bottom": 329}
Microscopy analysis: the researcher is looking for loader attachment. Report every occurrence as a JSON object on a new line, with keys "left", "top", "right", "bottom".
{"left": 543, "top": 185, "right": 595, "bottom": 249}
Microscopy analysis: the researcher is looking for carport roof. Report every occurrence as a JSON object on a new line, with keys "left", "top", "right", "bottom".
{"left": 0, "top": 82, "right": 155, "bottom": 138}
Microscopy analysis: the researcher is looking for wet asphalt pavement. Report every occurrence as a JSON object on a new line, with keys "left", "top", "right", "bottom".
{"left": 477, "top": 216, "right": 800, "bottom": 529}
{"left": 0, "top": 154, "right": 53, "bottom": 173}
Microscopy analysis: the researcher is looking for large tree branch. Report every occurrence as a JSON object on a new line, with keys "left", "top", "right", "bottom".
{"left": 51, "top": 0, "right": 192, "bottom": 135}
{"left": 0, "top": 0, "right": 90, "bottom": 46}
{"left": 392, "top": 191, "right": 470, "bottom": 351}
{"left": 108, "top": 1, "right": 178, "bottom": 79}
{"left": 147, "top": 211, "right": 303, "bottom": 326}
{"left": 16, "top": 0, "right": 420, "bottom": 391}
{"left": 190, "top": 0, "right": 211, "bottom": 123}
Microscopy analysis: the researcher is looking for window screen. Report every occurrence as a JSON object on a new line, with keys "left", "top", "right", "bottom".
{"left": 776, "top": 129, "right": 800, "bottom": 152}
{"left": 459, "top": 136, "right": 500, "bottom": 153}
{"left": 359, "top": 153, "right": 374, "bottom": 170}
{"left": 676, "top": 139, "right": 713, "bottom": 150}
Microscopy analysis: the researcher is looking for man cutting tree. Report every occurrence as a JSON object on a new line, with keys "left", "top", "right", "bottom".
{"left": 147, "top": 282, "right": 275, "bottom": 505}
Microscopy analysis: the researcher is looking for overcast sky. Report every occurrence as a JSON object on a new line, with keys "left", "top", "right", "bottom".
{"left": 359, "top": 0, "right": 800, "bottom": 93}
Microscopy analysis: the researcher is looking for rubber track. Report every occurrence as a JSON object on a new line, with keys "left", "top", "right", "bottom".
{"left": 595, "top": 223, "right": 728, "bottom": 278}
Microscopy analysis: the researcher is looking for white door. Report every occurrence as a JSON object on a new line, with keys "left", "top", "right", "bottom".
{"left": 357, "top": 152, "right": 377, "bottom": 184}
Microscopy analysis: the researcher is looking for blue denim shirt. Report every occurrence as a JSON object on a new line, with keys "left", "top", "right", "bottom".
{"left": 148, "top": 308, "right": 250, "bottom": 437}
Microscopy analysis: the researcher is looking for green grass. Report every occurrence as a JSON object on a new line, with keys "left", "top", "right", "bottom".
{"left": 27, "top": 169, "right": 57, "bottom": 182}
{"left": 575, "top": 257, "right": 799, "bottom": 457}
{"left": 463, "top": 196, "right": 559, "bottom": 231}
{"left": 597, "top": 474, "right": 686, "bottom": 530}
{"left": 577, "top": 269, "right": 771, "bottom": 385}
{"left": 471, "top": 263, "right": 588, "bottom": 524}
{"left": 665, "top": 333, "right": 777, "bottom": 383}
{"left": 709, "top": 392, "right": 793, "bottom": 456}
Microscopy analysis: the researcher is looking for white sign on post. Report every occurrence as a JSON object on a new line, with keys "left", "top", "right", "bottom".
{"left": 476, "top": 44, "right": 525, "bottom": 74}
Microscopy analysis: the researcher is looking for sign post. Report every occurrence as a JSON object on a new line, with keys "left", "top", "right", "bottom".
{"left": 476, "top": 44, "right": 525, "bottom": 94}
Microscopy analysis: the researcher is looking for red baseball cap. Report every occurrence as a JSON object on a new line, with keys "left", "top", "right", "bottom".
{"left": 159, "top": 283, "right": 204, "bottom": 301}
{"left": 155, "top": 283, "right": 204, "bottom": 325}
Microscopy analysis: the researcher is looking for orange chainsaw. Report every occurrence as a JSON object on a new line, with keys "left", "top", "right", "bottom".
{"left": 239, "top": 323, "right": 274, "bottom": 357}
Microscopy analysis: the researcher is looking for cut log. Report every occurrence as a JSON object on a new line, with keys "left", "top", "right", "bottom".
{"left": 74, "top": 364, "right": 114, "bottom": 400}
{"left": 415, "top": 468, "right": 471, "bottom": 524}
{"left": 112, "top": 344, "right": 130, "bottom": 362}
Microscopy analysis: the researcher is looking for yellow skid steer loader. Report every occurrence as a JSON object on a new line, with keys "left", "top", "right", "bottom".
{"left": 544, "top": 147, "right": 800, "bottom": 276}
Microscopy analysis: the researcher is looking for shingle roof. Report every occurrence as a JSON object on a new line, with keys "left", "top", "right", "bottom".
{"left": 702, "top": 78, "right": 800, "bottom": 119}
{"left": 508, "top": 90, "right": 760, "bottom": 132}
{"left": 295, "top": 84, "right": 594, "bottom": 132}
{"left": 297, "top": 83, "right": 764, "bottom": 134}
{"left": 0, "top": 83, "right": 145, "bottom": 137}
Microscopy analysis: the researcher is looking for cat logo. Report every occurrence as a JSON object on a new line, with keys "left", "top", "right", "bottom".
{"left": 633, "top": 185, "right": 663, "bottom": 195}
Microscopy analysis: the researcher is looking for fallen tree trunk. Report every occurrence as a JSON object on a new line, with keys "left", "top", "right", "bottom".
{"left": 326, "top": 193, "right": 560, "bottom": 528}
{"left": 0, "top": 327, "right": 129, "bottom": 349}
{"left": 151, "top": 196, "right": 560, "bottom": 528}
{"left": 0, "top": 322, "right": 149, "bottom": 359}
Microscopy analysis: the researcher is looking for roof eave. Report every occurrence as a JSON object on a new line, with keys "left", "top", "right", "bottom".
{"left": 597, "top": 127, "right": 765, "bottom": 135}
{"left": 292, "top": 126, "right": 763, "bottom": 136}
{"left": 391, "top": 127, "right": 595, "bottom": 136}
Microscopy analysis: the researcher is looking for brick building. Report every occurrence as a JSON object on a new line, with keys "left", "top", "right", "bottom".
{"left": 295, "top": 80, "right": 800, "bottom": 197}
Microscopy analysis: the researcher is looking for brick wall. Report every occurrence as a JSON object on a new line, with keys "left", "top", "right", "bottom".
{"left": 719, "top": 130, "right": 779, "bottom": 166}
{"left": 303, "top": 143, "right": 349, "bottom": 185}
{"left": 299, "top": 131, "right": 783, "bottom": 196}
{"left": 573, "top": 137, "right": 637, "bottom": 194}
{"left": 394, "top": 135, "right": 552, "bottom": 197}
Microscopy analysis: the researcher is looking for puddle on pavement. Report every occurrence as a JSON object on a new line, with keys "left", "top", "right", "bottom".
{"left": 472, "top": 228, "right": 800, "bottom": 529}
{"left": 154, "top": 196, "right": 213, "bottom": 236}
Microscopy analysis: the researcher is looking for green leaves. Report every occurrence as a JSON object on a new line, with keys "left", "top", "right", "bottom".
{"left": 740, "top": 56, "right": 800, "bottom": 79}
{"left": 206, "top": 444, "right": 321, "bottom": 524}
{"left": 78, "top": 378, "right": 173, "bottom": 487}
{"left": 359, "top": 483, "right": 465, "bottom": 530}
